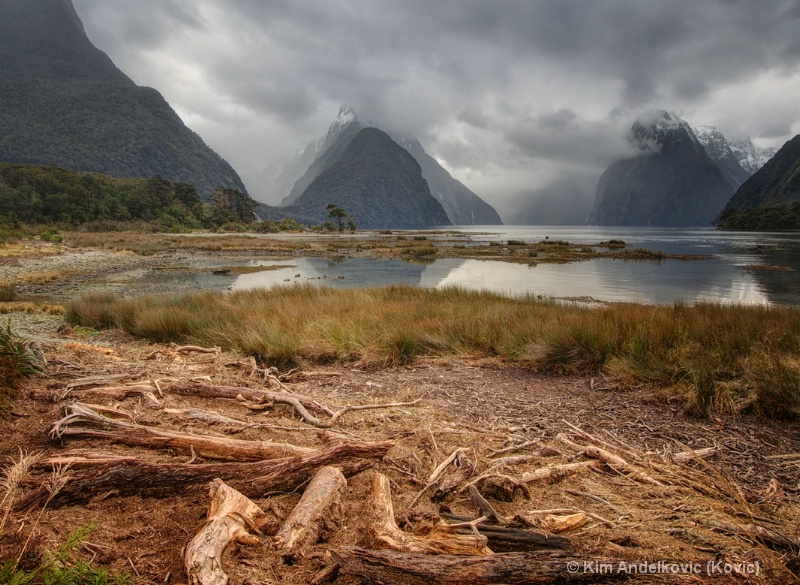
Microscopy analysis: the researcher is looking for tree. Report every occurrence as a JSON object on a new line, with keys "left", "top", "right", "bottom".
{"left": 326, "top": 203, "right": 356, "bottom": 232}
{"left": 207, "top": 188, "right": 257, "bottom": 227}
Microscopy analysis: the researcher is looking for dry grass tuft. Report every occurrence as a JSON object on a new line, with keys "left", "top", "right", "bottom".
{"left": 0, "top": 450, "right": 42, "bottom": 534}
{"left": 22, "top": 271, "right": 61, "bottom": 285}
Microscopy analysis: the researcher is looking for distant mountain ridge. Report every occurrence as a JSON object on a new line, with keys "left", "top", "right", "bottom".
{"left": 272, "top": 106, "right": 501, "bottom": 225}
{"left": 262, "top": 127, "right": 451, "bottom": 229}
{"left": 591, "top": 111, "right": 757, "bottom": 226}
{"left": 0, "top": 0, "right": 246, "bottom": 197}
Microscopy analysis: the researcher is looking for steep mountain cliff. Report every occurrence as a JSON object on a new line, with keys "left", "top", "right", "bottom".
{"left": 591, "top": 111, "right": 737, "bottom": 226}
{"left": 392, "top": 137, "right": 502, "bottom": 225}
{"left": 0, "top": 0, "right": 246, "bottom": 196}
{"left": 279, "top": 128, "right": 450, "bottom": 229}
{"left": 721, "top": 134, "right": 800, "bottom": 212}
{"left": 270, "top": 107, "right": 500, "bottom": 225}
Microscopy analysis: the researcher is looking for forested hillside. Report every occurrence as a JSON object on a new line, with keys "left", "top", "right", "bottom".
{"left": 0, "top": 164, "right": 257, "bottom": 232}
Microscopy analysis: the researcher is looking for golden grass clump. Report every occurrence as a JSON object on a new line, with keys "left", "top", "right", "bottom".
{"left": 22, "top": 271, "right": 61, "bottom": 285}
{"left": 64, "top": 285, "right": 800, "bottom": 418}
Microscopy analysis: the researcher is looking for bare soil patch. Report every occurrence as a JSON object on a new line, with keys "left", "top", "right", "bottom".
{"left": 2, "top": 317, "right": 800, "bottom": 584}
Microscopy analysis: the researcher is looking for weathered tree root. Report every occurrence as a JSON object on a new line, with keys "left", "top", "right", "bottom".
{"left": 369, "top": 471, "right": 491, "bottom": 555}
{"left": 185, "top": 479, "right": 267, "bottom": 585}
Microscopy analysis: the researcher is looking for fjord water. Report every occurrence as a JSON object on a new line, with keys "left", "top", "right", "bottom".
{"left": 229, "top": 227, "right": 800, "bottom": 306}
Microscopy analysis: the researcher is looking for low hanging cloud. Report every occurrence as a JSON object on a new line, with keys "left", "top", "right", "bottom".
{"left": 72, "top": 0, "right": 800, "bottom": 212}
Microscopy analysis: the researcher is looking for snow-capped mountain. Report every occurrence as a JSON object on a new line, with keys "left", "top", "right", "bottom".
{"left": 690, "top": 124, "right": 751, "bottom": 190}
{"left": 629, "top": 110, "right": 703, "bottom": 154}
{"left": 727, "top": 136, "right": 776, "bottom": 175}
{"left": 592, "top": 110, "right": 738, "bottom": 226}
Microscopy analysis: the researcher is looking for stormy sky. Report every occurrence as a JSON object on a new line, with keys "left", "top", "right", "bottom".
{"left": 71, "top": 0, "right": 800, "bottom": 219}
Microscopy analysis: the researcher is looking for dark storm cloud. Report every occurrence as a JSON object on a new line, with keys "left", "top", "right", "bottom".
{"left": 71, "top": 0, "right": 800, "bottom": 209}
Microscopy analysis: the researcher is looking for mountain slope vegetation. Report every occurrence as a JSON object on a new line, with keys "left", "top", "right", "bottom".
{"left": 0, "top": 0, "right": 246, "bottom": 197}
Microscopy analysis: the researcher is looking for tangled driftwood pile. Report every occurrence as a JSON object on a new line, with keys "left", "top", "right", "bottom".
{"left": 9, "top": 339, "right": 800, "bottom": 584}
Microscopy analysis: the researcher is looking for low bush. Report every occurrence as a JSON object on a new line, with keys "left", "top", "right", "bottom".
{"left": 0, "top": 323, "right": 44, "bottom": 407}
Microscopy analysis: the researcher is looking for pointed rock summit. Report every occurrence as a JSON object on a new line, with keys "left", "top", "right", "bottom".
{"left": 277, "top": 127, "right": 450, "bottom": 229}
{"left": 270, "top": 106, "right": 501, "bottom": 225}
{"left": 0, "top": 0, "right": 246, "bottom": 196}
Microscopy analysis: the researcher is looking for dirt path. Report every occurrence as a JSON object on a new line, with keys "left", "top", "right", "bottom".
{"left": 2, "top": 318, "right": 799, "bottom": 584}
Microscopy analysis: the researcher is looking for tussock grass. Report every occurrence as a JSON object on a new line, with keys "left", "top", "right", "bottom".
{"left": 22, "top": 271, "right": 61, "bottom": 285}
{"left": 0, "top": 285, "right": 17, "bottom": 302}
{"left": 65, "top": 285, "right": 800, "bottom": 418}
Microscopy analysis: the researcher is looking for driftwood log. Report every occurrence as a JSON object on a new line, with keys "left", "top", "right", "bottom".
{"left": 32, "top": 384, "right": 163, "bottom": 407}
{"left": 185, "top": 479, "right": 267, "bottom": 585}
{"left": 369, "top": 471, "right": 491, "bottom": 555}
{"left": 670, "top": 446, "right": 718, "bottom": 464}
{"left": 19, "top": 434, "right": 393, "bottom": 509}
{"left": 274, "top": 466, "right": 347, "bottom": 557}
{"left": 332, "top": 547, "right": 624, "bottom": 584}
{"left": 556, "top": 434, "right": 663, "bottom": 486}
{"left": 50, "top": 403, "right": 313, "bottom": 461}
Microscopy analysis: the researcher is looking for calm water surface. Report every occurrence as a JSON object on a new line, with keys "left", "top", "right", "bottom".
{"left": 225, "top": 227, "right": 800, "bottom": 306}
{"left": 100, "top": 227, "right": 800, "bottom": 306}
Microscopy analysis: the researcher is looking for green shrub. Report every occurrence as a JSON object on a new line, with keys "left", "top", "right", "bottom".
{"left": 0, "top": 524, "right": 130, "bottom": 585}
{"left": 0, "top": 323, "right": 44, "bottom": 407}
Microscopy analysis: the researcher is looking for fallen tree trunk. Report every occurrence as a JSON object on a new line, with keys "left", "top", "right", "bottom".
{"left": 32, "top": 385, "right": 162, "bottom": 407}
{"left": 19, "top": 434, "right": 393, "bottom": 509}
{"left": 185, "top": 479, "right": 267, "bottom": 585}
{"left": 50, "top": 403, "right": 313, "bottom": 461}
{"left": 274, "top": 466, "right": 347, "bottom": 557}
{"left": 331, "top": 547, "right": 624, "bottom": 584}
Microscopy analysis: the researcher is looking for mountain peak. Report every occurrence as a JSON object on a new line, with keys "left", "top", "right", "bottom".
{"left": 336, "top": 105, "right": 359, "bottom": 124}
{"left": 634, "top": 109, "right": 685, "bottom": 131}
{"left": 630, "top": 109, "right": 702, "bottom": 156}
{"left": 592, "top": 111, "right": 736, "bottom": 226}
{"left": 289, "top": 127, "right": 451, "bottom": 229}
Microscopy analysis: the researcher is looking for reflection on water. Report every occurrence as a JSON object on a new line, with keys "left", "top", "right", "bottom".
{"left": 96, "top": 227, "right": 800, "bottom": 306}
{"left": 228, "top": 227, "right": 800, "bottom": 306}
